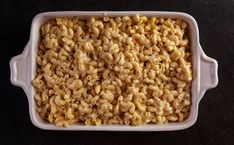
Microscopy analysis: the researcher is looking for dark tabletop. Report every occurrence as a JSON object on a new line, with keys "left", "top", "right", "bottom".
{"left": 1, "top": 0, "right": 234, "bottom": 145}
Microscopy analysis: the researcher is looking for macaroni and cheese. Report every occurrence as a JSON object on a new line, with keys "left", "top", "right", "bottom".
{"left": 33, "top": 15, "right": 192, "bottom": 127}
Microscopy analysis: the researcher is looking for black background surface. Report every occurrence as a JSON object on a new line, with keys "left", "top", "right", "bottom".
{"left": 0, "top": 0, "right": 234, "bottom": 145}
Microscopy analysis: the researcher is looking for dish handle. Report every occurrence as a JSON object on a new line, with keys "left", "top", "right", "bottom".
{"left": 10, "top": 42, "right": 30, "bottom": 92}
{"left": 199, "top": 45, "right": 218, "bottom": 99}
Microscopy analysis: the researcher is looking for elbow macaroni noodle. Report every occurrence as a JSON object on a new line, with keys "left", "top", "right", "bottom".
{"left": 33, "top": 15, "right": 192, "bottom": 127}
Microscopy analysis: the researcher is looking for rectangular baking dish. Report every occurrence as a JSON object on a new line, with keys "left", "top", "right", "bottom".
{"left": 10, "top": 11, "right": 218, "bottom": 131}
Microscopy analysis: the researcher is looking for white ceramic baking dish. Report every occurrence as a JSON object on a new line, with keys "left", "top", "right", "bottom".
{"left": 10, "top": 11, "right": 218, "bottom": 131}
